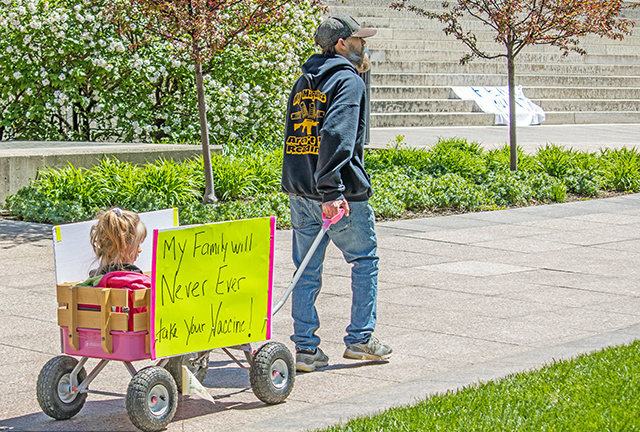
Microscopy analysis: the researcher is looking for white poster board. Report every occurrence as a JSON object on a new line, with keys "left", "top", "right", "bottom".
{"left": 52, "top": 208, "right": 178, "bottom": 284}
{"left": 451, "top": 86, "right": 545, "bottom": 126}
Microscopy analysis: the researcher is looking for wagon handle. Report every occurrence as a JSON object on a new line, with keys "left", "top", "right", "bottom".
{"left": 272, "top": 209, "right": 345, "bottom": 316}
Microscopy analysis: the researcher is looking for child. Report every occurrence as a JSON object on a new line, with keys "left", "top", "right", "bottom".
{"left": 89, "top": 207, "right": 147, "bottom": 277}
{"left": 79, "top": 207, "right": 149, "bottom": 330}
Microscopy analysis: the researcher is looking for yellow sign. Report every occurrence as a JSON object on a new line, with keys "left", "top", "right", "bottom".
{"left": 150, "top": 217, "right": 275, "bottom": 359}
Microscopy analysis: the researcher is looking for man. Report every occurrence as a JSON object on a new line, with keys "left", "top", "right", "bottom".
{"left": 281, "top": 15, "right": 392, "bottom": 372}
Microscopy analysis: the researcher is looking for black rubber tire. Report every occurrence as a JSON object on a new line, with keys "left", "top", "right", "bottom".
{"left": 126, "top": 366, "right": 178, "bottom": 432}
{"left": 36, "top": 355, "right": 87, "bottom": 420}
{"left": 249, "top": 342, "right": 295, "bottom": 404}
{"left": 163, "top": 350, "right": 210, "bottom": 393}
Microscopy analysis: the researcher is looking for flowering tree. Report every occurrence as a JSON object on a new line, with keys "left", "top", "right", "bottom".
{"left": 0, "top": 0, "right": 320, "bottom": 148}
{"left": 391, "top": 0, "right": 637, "bottom": 170}
{"left": 109, "top": 0, "right": 322, "bottom": 203}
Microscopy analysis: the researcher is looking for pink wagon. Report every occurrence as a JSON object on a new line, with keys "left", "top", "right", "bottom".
{"left": 37, "top": 211, "right": 343, "bottom": 432}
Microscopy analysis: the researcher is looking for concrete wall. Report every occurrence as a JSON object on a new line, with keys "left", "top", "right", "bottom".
{"left": 0, "top": 142, "right": 222, "bottom": 206}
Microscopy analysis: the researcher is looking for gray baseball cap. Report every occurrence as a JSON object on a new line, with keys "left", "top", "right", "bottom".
{"left": 314, "top": 15, "right": 377, "bottom": 49}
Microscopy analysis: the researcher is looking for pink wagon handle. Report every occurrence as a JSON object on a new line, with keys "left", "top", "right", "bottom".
{"left": 271, "top": 209, "right": 345, "bottom": 316}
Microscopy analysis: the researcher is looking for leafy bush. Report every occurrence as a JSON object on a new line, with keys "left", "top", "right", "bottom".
{"left": 535, "top": 144, "right": 574, "bottom": 178}
{"left": 178, "top": 193, "right": 291, "bottom": 227}
{"left": 424, "top": 137, "right": 487, "bottom": 181}
{"left": 564, "top": 169, "right": 603, "bottom": 197}
{"left": 601, "top": 148, "right": 640, "bottom": 192}
{"left": 484, "top": 144, "right": 537, "bottom": 173}
{"left": 5, "top": 138, "right": 638, "bottom": 226}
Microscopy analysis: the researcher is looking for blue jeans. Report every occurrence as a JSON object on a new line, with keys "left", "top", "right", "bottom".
{"left": 289, "top": 196, "right": 379, "bottom": 351}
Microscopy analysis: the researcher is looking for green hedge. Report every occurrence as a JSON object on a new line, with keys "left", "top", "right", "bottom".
{"left": 5, "top": 138, "right": 640, "bottom": 226}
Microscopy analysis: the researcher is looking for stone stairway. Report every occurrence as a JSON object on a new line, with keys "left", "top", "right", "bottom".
{"left": 324, "top": 0, "right": 640, "bottom": 127}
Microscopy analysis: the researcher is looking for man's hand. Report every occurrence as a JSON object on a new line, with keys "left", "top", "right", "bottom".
{"left": 323, "top": 199, "right": 350, "bottom": 218}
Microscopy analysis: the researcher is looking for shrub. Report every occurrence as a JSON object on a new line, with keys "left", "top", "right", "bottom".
{"left": 482, "top": 171, "right": 534, "bottom": 206}
{"left": 424, "top": 138, "right": 487, "bottom": 180}
{"left": 528, "top": 173, "right": 567, "bottom": 203}
{"left": 178, "top": 193, "right": 291, "bottom": 227}
{"left": 4, "top": 140, "right": 634, "bottom": 226}
{"left": 484, "top": 144, "right": 536, "bottom": 173}
{"left": 601, "top": 148, "right": 640, "bottom": 192}
{"left": 430, "top": 173, "right": 487, "bottom": 210}
{"left": 535, "top": 144, "right": 573, "bottom": 178}
{"left": 564, "top": 169, "right": 603, "bottom": 197}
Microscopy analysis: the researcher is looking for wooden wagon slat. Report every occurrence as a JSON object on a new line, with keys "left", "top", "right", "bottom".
{"left": 132, "top": 313, "right": 149, "bottom": 332}
{"left": 58, "top": 307, "right": 129, "bottom": 332}
{"left": 131, "top": 289, "right": 149, "bottom": 308}
{"left": 57, "top": 285, "right": 128, "bottom": 307}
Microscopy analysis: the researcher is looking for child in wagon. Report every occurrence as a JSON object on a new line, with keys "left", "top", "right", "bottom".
{"left": 78, "top": 207, "right": 149, "bottom": 330}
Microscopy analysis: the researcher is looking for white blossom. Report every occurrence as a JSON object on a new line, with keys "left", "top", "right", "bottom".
{"left": 13, "top": 71, "right": 22, "bottom": 79}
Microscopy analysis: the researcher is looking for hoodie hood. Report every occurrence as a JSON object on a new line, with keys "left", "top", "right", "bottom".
{"left": 301, "top": 54, "right": 357, "bottom": 89}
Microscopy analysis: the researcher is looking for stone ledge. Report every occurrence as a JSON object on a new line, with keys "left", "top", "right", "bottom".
{"left": 0, "top": 142, "right": 220, "bottom": 205}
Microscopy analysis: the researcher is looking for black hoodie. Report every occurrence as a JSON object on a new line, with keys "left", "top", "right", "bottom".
{"left": 281, "top": 54, "right": 372, "bottom": 203}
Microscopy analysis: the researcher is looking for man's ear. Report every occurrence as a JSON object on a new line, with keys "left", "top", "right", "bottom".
{"left": 335, "top": 38, "right": 347, "bottom": 55}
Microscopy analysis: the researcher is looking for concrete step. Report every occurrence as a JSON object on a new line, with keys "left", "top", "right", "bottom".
{"left": 371, "top": 60, "right": 640, "bottom": 76}
{"left": 372, "top": 86, "right": 454, "bottom": 99}
{"left": 371, "top": 85, "right": 640, "bottom": 100}
{"left": 373, "top": 98, "right": 640, "bottom": 115}
{"left": 372, "top": 99, "right": 481, "bottom": 113}
{"left": 371, "top": 110, "right": 640, "bottom": 127}
{"left": 368, "top": 39, "right": 640, "bottom": 55}
{"left": 326, "top": 0, "right": 640, "bottom": 13}
{"left": 367, "top": 27, "right": 640, "bottom": 45}
{"left": 371, "top": 112, "right": 495, "bottom": 127}
{"left": 376, "top": 48, "right": 640, "bottom": 65}
{"left": 543, "top": 111, "right": 640, "bottom": 124}
{"left": 372, "top": 73, "right": 640, "bottom": 87}
{"left": 525, "top": 87, "right": 640, "bottom": 100}
{"left": 328, "top": 3, "right": 640, "bottom": 20}
{"left": 354, "top": 15, "right": 639, "bottom": 34}
{"left": 535, "top": 99, "right": 640, "bottom": 112}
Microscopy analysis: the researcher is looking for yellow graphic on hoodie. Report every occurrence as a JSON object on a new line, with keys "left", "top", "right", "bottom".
{"left": 286, "top": 89, "right": 326, "bottom": 155}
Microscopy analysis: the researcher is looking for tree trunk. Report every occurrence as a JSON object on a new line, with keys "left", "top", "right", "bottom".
{"left": 195, "top": 59, "right": 217, "bottom": 204}
{"left": 507, "top": 49, "right": 517, "bottom": 171}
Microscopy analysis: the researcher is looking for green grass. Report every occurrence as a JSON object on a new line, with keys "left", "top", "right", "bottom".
{"left": 319, "top": 341, "right": 640, "bottom": 432}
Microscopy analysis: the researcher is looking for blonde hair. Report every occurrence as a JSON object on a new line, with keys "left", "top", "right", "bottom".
{"left": 90, "top": 208, "right": 147, "bottom": 268}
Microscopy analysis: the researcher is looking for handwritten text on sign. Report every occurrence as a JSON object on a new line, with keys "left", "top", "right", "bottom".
{"left": 151, "top": 217, "right": 274, "bottom": 359}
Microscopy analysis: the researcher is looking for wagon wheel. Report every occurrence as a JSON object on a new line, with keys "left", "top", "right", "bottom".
{"left": 126, "top": 366, "right": 178, "bottom": 432}
{"left": 249, "top": 342, "right": 295, "bottom": 404}
{"left": 164, "top": 350, "right": 210, "bottom": 392}
{"left": 36, "top": 355, "right": 87, "bottom": 420}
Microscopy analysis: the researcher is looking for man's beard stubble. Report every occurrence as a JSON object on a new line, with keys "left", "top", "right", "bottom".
{"left": 346, "top": 45, "right": 371, "bottom": 73}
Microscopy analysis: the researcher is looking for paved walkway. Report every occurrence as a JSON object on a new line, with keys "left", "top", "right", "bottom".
{"left": 2, "top": 192, "right": 640, "bottom": 431}
{"left": 369, "top": 123, "right": 640, "bottom": 152}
